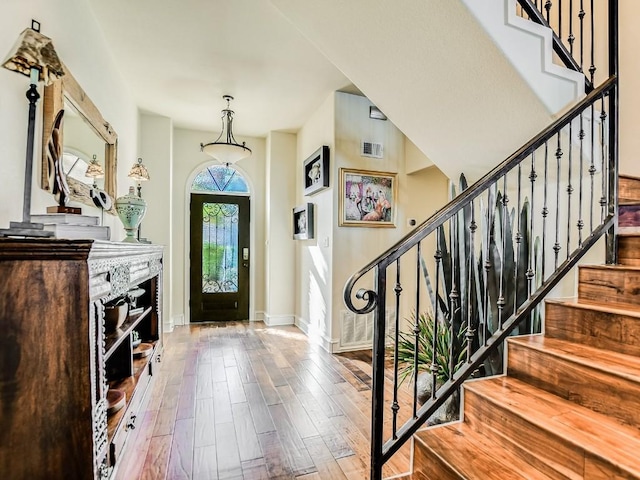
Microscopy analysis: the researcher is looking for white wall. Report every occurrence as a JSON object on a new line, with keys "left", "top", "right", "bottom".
{"left": 295, "top": 93, "right": 336, "bottom": 349}
{"left": 140, "top": 113, "right": 173, "bottom": 330}
{"left": 264, "top": 131, "right": 297, "bottom": 326}
{"left": 0, "top": 0, "right": 137, "bottom": 239}
{"left": 172, "top": 128, "right": 266, "bottom": 324}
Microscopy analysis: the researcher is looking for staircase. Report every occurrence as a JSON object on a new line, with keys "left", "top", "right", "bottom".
{"left": 412, "top": 175, "right": 640, "bottom": 479}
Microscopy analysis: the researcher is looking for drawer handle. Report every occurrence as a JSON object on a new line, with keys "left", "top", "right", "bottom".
{"left": 126, "top": 414, "right": 137, "bottom": 431}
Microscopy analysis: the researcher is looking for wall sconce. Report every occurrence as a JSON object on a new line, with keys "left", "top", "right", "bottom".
{"left": 0, "top": 20, "right": 65, "bottom": 237}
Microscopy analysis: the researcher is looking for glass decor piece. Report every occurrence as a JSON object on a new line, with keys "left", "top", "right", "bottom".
{"left": 202, "top": 202, "right": 239, "bottom": 293}
{"left": 192, "top": 165, "right": 249, "bottom": 193}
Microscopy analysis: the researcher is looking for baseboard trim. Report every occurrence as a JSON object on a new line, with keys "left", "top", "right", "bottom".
{"left": 295, "top": 316, "right": 337, "bottom": 352}
{"left": 264, "top": 313, "right": 294, "bottom": 326}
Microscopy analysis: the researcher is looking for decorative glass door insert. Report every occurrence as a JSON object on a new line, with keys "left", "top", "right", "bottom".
{"left": 202, "top": 202, "right": 239, "bottom": 293}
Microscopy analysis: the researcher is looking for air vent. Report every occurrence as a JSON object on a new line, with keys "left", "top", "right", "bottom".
{"left": 361, "top": 141, "right": 384, "bottom": 159}
{"left": 339, "top": 309, "right": 395, "bottom": 350}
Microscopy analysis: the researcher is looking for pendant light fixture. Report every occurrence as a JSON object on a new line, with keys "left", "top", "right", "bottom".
{"left": 200, "top": 95, "right": 251, "bottom": 165}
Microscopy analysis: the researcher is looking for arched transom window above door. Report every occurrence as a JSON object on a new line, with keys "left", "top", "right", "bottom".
{"left": 191, "top": 164, "right": 249, "bottom": 193}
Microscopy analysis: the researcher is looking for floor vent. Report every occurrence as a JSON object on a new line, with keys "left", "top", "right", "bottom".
{"left": 361, "top": 141, "right": 384, "bottom": 159}
{"left": 340, "top": 309, "right": 395, "bottom": 350}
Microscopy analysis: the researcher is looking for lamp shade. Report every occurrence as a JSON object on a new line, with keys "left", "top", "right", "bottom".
{"left": 85, "top": 155, "right": 104, "bottom": 179}
{"left": 128, "top": 157, "right": 150, "bottom": 181}
{"left": 2, "top": 23, "right": 64, "bottom": 85}
{"left": 200, "top": 95, "right": 251, "bottom": 165}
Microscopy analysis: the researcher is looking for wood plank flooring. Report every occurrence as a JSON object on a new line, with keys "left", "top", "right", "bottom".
{"left": 115, "top": 322, "right": 413, "bottom": 480}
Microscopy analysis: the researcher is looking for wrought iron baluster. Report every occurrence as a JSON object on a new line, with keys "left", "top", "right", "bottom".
{"left": 545, "top": 0, "right": 552, "bottom": 24}
{"left": 567, "top": 120, "right": 574, "bottom": 257}
{"left": 514, "top": 164, "right": 523, "bottom": 313}
{"left": 600, "top": 94, "right": 608, "bottom": 222}
{"left": 449, "top": 216, "right": 459, "bottom": 381}
{"left": 498, "top": 175, "right": 508, "bottom": 329}
{"left": 554, "top": 133, "right": 563, "bottom": 269}
{"left": 578, "top": 112, "right": 585, "bottom": 245}
{"left": 528, "top": 153, "right": 537, "bottom": 333}
{"left": 431, "top": 231, "right": 442, "bottom": 400}
{"left": 558, "top": 0, "right": 563, "bottom": 41}
{"left": 589, "top": 0, "right": 596, "bottom": 83}
{"left": 413, "top": 242, "right": 421, "bottom": 418}
{"left": 391, "top": 259, "right": 401, "bottom": 439}
{"left": 542, "top": 142, "right": 549, "bottom": 281}
{"left": 568, "top": 0, "right": 575, "bottom": 55}
{"left": 589, "top": 103, "right": 596, "bottom": 233}
{"left": 579, "top": 0, "right": 585, "bottom": 72}
{"left": 482, "top": 190, "right": 491, "bottom": 347}
{"left": 466, "top": 202, "right": 477, "bottom": 365}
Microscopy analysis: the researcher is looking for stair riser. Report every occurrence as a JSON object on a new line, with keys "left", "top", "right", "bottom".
{"left": 507, "top": 341, "right": 640, "bottom": 429}
{"left": 619, "top": 176, "right": 640, "bottom": 204}
{"left": 578, "top": 266, "right": 640, "bottom": 310}
{"left": 412, "top": 441, "right": 465, "bottom": 480}
{"left": 619, "top": 205, "right": 640, "bottom": 227}
{"left": 618, "top": 235, "right": 640, "bottom": 266}
{"left": 545, "top": 302, "right": 640, "bottom": 356}
{"left": 463, "top": 388, "right": 582, "bottom": 479}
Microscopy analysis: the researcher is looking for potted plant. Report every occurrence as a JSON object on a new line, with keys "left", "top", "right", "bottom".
{"left": 394, "top": 311, "right": 466, "bottom": 425}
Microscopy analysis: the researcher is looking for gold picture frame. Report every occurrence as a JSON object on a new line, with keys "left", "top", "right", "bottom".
{"left": 339, "top": 168, "right": 397, "bottom": 227}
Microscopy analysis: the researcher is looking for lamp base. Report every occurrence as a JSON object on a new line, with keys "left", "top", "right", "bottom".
{"left": 47, "top": 205, "right": 82, "bottom": 214}
{"left": 0, "top": 221, "right": 55, "bottom": 238}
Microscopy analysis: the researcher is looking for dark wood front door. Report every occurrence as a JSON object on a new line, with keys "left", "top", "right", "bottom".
{"left": 190, "top": 193, "right": 250, "bottom": 322}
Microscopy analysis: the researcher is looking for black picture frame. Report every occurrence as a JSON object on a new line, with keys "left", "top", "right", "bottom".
{"left": 293, "top": 203, "right": 314, "bottom": 240}
{"left": 303, "top": 145, "right": 330, "bottom": 196}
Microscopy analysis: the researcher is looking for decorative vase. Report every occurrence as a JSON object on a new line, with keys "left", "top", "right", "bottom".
{"left": 115, "top": 186, "right": 147, "bottom": 243}
{"left": 104, "top": 303, "right": 128, "bottom": 333}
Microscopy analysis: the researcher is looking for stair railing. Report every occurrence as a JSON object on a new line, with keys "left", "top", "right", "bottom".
{"left": 344, "top": 74, "right": 617, "bottom": 480}
{"left": 515, "top": 0, "right": 612, "bottom": 92}
{"left": 345, "top": 2, "right": 618, "bottom": 477}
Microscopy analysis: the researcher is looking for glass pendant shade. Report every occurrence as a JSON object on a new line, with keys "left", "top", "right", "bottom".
{"left": 200, "top": 95, "right": 252, "bottom": 165}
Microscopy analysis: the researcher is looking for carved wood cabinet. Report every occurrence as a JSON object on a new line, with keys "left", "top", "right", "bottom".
{"left": 0, "top": 239, "right": 163, "bottom": 479}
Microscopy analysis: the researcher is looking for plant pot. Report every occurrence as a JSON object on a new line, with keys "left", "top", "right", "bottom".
{"left": 104, "top": 303, "right": 128, "bottom": 333}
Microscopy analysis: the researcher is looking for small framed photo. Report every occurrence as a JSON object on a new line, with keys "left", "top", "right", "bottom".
{"left": 293, "top": 203, "right": 314, "bottom": 240}
{"left": 303, "top": 146, "right": 330, "bottom": 196}
{"left": 339, "top": 168, "right": 397, "bottom": 227}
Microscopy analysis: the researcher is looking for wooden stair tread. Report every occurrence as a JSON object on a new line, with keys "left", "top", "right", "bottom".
{"left": 620, "top": 173, "right": 640, "bottom": 181}
{"left": 508, "top": 335, "right": 640, "bottom": 380}
{"left": 579, "top": 263, "right": 640, "bottom": 272}
{"left": 414, "top": 422, "right": 556, "bottom": 480}
{"left": 546, "top": 297, "right": 640, "bottom": 318}
{"left": 464, "top": 376, "right": 640, "bottom": 476}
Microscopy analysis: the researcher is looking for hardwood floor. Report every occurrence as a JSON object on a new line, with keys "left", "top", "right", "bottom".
{"left": 115, "top": 322, "right": 412, "bottom": 480}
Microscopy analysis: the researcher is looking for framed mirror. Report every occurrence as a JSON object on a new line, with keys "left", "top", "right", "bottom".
{"left": 41, "top": 65, "right": 117, "bottom": 213}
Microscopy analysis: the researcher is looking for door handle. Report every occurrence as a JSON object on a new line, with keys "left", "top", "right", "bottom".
{"left": 243, "top": 248, "right": 249, "bottom": 260}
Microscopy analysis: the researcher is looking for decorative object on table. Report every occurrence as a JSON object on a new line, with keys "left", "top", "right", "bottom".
{"left": 30, "top": 213, "right": 110, "bottom": 240}
{"left": 106, "top": 388, "right": 126, "bottom": 415}
{"left": 303, "top": 145, "right": 330, "bottom": 196}
{"left": 126, "top": 287, "right": 145, "bottom": 315}
{"left": 45, "top": 108, "right": 80, "bottom": 214}
{"left": 200, "top": 95, "right": 251, "bottom": 165}
{"left": 0, "top": 20, "right": 64, "bottom": 237}
{"left": 103, "top": 299, "right": 128, "bottom": 333}
{"left": 128, "top": 157, "right": 150, "bottom": 242}
{"left": 293, "top": 203, "right": 315, "bottom": 240}
{"left": 338, "top": 168, "right": 397, "bottom": 227}
{"left": 131, "top": 330, "right": 141, "bottom": 349}
{"left": 115, "top": 186, "right": 147, "bottom": 243}
{"left": 133, "top": 343, "right": 153, "bottom": 359}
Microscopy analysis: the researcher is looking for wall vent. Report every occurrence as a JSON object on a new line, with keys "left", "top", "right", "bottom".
{"left": 361, "top": 141, "right": 384, "bottom": 159}
{"left": 339, "top": 309, "right": 395, "bottom": 350}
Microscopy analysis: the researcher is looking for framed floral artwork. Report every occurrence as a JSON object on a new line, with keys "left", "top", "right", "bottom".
{"left": 339, "top": 168, "right": 397, "bottom": 227}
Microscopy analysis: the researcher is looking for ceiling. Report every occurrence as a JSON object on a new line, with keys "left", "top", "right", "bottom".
{"left": 87, "top": 0, "right": 352, "bottom": 137}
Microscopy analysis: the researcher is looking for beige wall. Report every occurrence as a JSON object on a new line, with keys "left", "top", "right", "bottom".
{"left": 619, "top": 0, "right": 640, "bottom": 177}
{"left": 172, "top": 128, "right": 267, "bottom": 324}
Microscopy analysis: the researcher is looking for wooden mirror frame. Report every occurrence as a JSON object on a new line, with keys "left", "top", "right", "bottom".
{"left": 41, "top": 65, "right": 118, "bottom": 213}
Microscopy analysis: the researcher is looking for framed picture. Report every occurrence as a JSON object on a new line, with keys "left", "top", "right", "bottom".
{"left": 293, "top": 203, "right": 314, "bottom": 240}
{"left": 303, "top": 146, "right": 330, "bottom": 196}
{"left": 339, "top": 168, "right": 397, "bottom": 227}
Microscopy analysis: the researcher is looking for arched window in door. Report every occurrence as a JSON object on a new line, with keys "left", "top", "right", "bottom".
{"left": 191, "top": 164, "right": 249, "bottom": 193}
